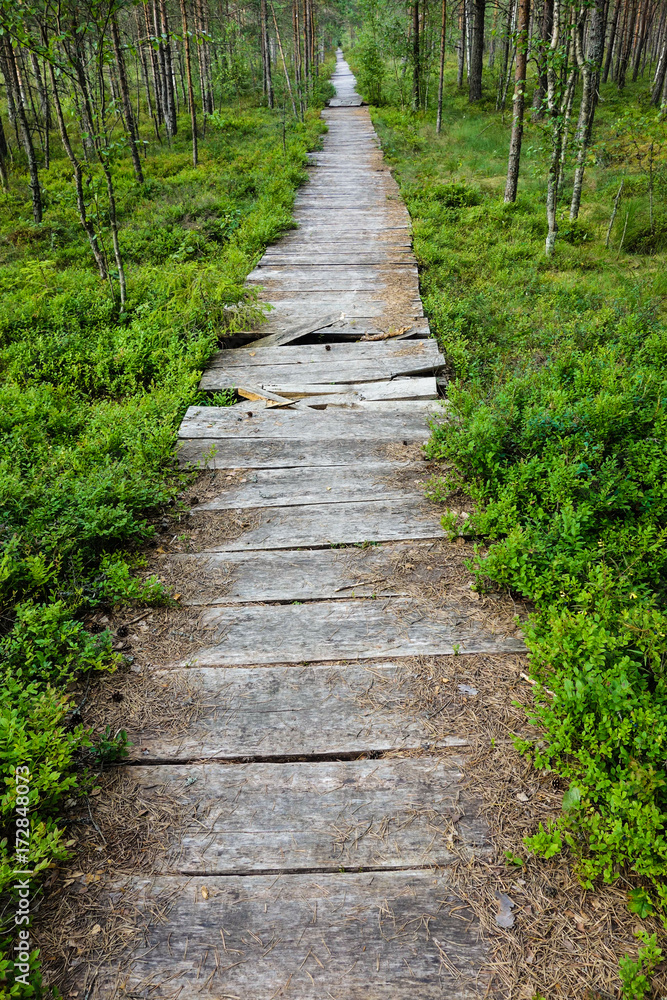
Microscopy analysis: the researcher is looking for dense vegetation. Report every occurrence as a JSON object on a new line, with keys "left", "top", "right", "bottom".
{"left": 0, "top": 2, "right": 337, "bottom": 991}
{"left": 348, "top": 9, "right": 667, "bottom": 971}
{"left": 3, "top": 0, "right": 667, "bottom": 991}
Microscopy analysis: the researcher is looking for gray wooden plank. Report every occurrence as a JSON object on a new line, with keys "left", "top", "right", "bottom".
{"left": 179, "top": 405, "right": 433, "bottom": 440}
{"left": 137, "top": 758, "right": 487, "bottom": 873}
{"left": 254, "top": 377, "right": 438, "bottom": 402}
{"left": 129, "top": 662, "right": 467, "bottom": 761}
{"left": 247, "top": 312, "right": 340, "bottom": 350}
{"left": 187, "top": 598, "right": 525, "bottom": 666}
{"left": 200, "top": 357, "right": 442, "bottom": 390}
{"left": 205, "top": 498, "right": 442, "bottom": 550}
{"left": 194, "top": 463, "right": 423, "bottom": 509}
{"left": 92, "top": 870, "right": 487, "bottom": 999}
{"left": 261, "top": 252, "right": 413, "bottom": 262}
{"left": 177, "top": 437, "right": 427, "bottom": 469}
{"left": 167, "top": 539, "right": 444, "bottom": 604}
{"left": 208, "top": 340, "right": 443, "bottom": 368}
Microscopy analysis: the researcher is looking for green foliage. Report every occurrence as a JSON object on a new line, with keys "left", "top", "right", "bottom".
{"left": 619, "top": 932, "right": 663, "bottom": 999}
{"left": 368, "top": 53, "right": 667, "bottom": 965}
{"left": 0, "top": 94, "right": 327, "bottom": 993}
{"left": 96, "top": 554, "right": 172, "bottom": 607}
{"left": 353, "top": 31, "right": 385, "bottom": 105}
{"left": 89, "top": 726, "right": 130, "bottom": 764}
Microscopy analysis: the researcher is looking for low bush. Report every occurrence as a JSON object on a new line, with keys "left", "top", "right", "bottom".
{"left": 366, "top": 65, "right": 667, "bottom": 933}
{"left": 0, "top": 99, "right": 327, "bottom": 995}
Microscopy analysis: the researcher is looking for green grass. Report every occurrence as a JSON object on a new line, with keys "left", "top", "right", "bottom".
{"left": 0, "top": 89, "right": 331, "bottom": 996}
{"left": 350, "top": 49, "right": 667, "bottom": 934}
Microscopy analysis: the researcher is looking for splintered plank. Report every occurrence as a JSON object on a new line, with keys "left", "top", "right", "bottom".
{"left": 185, "top": 598, "right": 525, "bottom": 667}
{"left": 178, "top": 404, "right": 433, "bottom": 440}
{"left": 135, "top": 758, "right": 488, "bottom": 873}
{"left": 177, "top": 437, "right": 427, "bottom": 469}
{"left": 265, "top": 376, "right": 438, "bottom": 402}
{"left": 92, "top": 871, "right": 487, "bottom": 999}
{"left": 248, "top": 312, "right": 340, "bottom": 349}
{"left": 208, "top": 498, "right": 443, "bottom": 550}
{"left": 168, "top": 539, "right": 446, "bottom": 604}
{"left": 208, "top": 340, "right": 443, "bottom": 368}
{"left": 128, "top": 662, "right": 467, "bottom": 761}
{"left": 200, "top": 357, "right": 442, "bottom": 391}
{"left": 194, "top": 463, "right": 423, "bottom": 509}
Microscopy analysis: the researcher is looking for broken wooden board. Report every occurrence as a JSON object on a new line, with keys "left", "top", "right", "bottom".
{"left": 177, "top": 437, "right": 429, "bottom": 469}
{"left": 200, "top": 357, "right": 443, "bottom": 391}
{"left": 208, "top": 498, "right": 443, "bottom": 550}
{"left": 89, "top": 870, "right": 487, "bottom": 1000}
{"left": 179, "top": 404, "right": 434, "bottom": 440}
{"left": 207, "top": 340, "right": 443, "bottom": 368}
{"left": 205, "top": 371, "right": 294, "bottom": 408}
{"left": 167, "top": 539, "right": 448, "bottom": 604}
{"left": 135, "top": 757, "right": 488, "bottom": 873}
{"left": 247, "top": 312, "right": 340, "bottom": 350}
{"left": 128, "top": 661, "right": 468, "bottom": 761}
{"left": 194, "top": 463, "right": 424, "bottom": 510}
{"left": 261, "top": 376, "right": 438, "bottom": 402}
{"left": 186, "top": 598, "right": 525, "bottom": 667}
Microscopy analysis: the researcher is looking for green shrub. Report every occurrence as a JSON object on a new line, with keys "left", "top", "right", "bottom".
{"left": 431, "top": 181, "right": 481, "bottom": 207}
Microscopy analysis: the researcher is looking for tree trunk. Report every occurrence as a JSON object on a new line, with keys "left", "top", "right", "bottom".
{"left": 616, "top": 0, "right": 638, "bottom": 88}
{"left": 468, "top": 0, "right": 486, "bottom": 101}
{"left": 0, "top": 114, "right": 9, "bottom": 190}
{"left": 602, "top": 0, "right": 621, "bottom": 81}
{"left": 504, "top": 0, "right": 531, "bottom": 201}
{"left": 631, "top": 0, "right": 650, "bottom": 80}
{"left": 652, "top": 33, "right": 667, "bottom": 102}
{"left": 2, "top": 36, "right": 41, "bottom": 223}
{"left": 436, "top": 0, "right": 447, "bottom": 132}
{"left": 531, "top": 0, "right": 553, "bottom": 117}
{"left": 46, "top": 58, "right": 108, "bottom": 279}
{"left": 261, "top": 0, "right": 274, "bottom": 107}
{"left": 457, "top": 4, "right": 467, "bottom": 86}
{"left": 412, "top": 0, "right": 421, "bottom": 109}
{"left": 159, "top": 0, "right": 178, "bottom": 134}
{"left": 180, "top": 0, "right": 198, "bottom": 166}
{"left": 570, "top": 0, "right": 605, "bottom": 218}
{"left": 270, "top": 1, "right": 298, "bottom": 117}
{"left": 110, "top": 15, "right": 144, "bottom": 182}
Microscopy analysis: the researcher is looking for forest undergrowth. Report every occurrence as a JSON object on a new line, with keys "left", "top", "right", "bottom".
{"left": 0, "top": 94, "right": 329, "bottom": 995}
{"left": 350, "top": 49, "right": 667, "bottom": 956}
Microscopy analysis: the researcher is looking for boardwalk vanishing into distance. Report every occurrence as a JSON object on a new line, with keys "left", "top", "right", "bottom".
{"left": 75, "top": 52, "right": 525, "bottom": 999}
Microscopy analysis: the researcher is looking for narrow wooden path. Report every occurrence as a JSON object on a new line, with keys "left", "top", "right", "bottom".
{"left": 89, "top": 53, "right": 524, "bottom": 998}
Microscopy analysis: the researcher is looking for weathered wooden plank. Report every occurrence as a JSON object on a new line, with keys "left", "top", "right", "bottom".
{"left": 204, "top": 499, "right": 443, "bottom": 551}
{"left": 136, "top": 758, "right": 487, "bottom": 873}
{"left": 260, "top": 254, "right": 415, "bottom": 266}
{"left": 257, "top": 377, "right": 437, "bottom": 402}
{"left": 92, "top": 870, "right": 487, "bottom": 999}
{"left": 255, "top": 296, "right": 424, "bottom": 320}
{"left": 208, "top": 340, "right": 443, "bottom": 368}
{"left": 186, "top": 597, "right": 525, "bottom": 666}
{"left": 168, "top": 539, "right": 444, "bottom": 604}
{"left": 255, "top": 318, "right": 431, "bottom": 341}
{"left": 129, "top": 661, "right": 466, "bottom": 761}
{"left": 179, "top": 404, "right": 433, "bottom": 440}
{"left": 201, "top": 357, "right": 442, "bottom": 391}
{"left": 205, "top": 372, "right": 294, "bottom": 407}
{"left": 177, "top": 437, "right": 427, "bottom": 469}
{"left": 194, "top": 463, "right": 422, "bottom": 510}
{"left": 246, "top": 312, "right": 340, "bottom": 350}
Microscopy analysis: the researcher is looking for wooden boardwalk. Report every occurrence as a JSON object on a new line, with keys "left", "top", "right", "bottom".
{"left": 85, "top": 53, "right": 524, "bottom": 998}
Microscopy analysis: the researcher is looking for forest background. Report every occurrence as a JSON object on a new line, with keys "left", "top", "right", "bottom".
{"left": 0, "top": 0, "right": 667, "bottom": 994}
